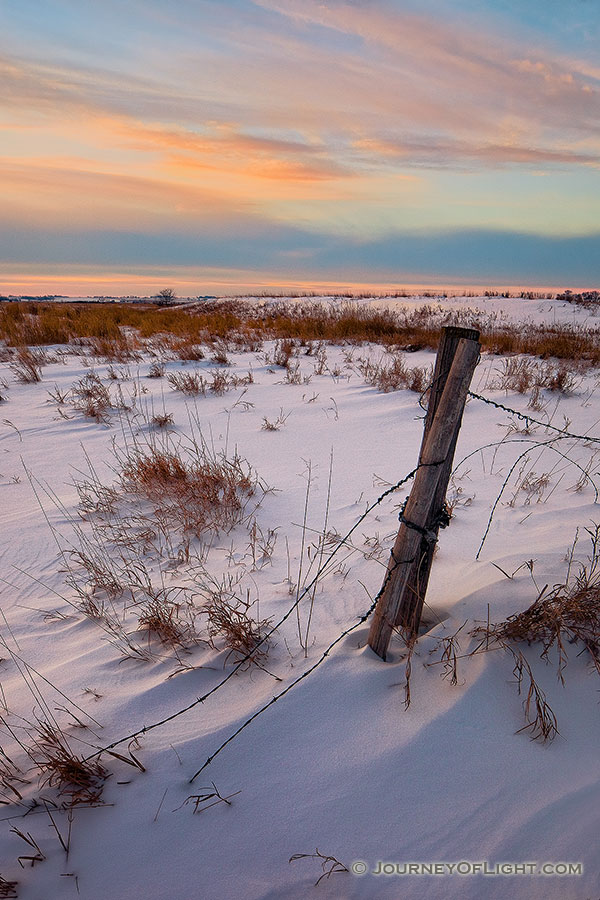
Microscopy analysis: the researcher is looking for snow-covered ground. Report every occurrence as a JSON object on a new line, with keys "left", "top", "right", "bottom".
{"left": 0, "top": 295, "right": 599, "bottom": 899}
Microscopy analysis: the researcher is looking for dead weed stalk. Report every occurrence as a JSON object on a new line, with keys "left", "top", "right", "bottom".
{"left": 289, "top": 849, "right": 349, "bottom": 886}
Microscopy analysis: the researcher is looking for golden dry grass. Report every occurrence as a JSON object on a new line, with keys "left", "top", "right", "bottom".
{"left": 1, "top": 299, "right": 599, "bottom": 365}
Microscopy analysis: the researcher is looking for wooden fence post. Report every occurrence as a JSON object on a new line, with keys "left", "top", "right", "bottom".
{"left": 395, "top": 326, "right": 480, "bottom": 631}
{"left": 367, "top": 334, "right": 480, "bottom": 660}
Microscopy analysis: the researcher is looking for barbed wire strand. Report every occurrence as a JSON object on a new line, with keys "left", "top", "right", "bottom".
{"left": 476, "top": 437, "right": 599, "bottom": 559}
{"left": 468, "top": 391, "right": 600, "bottom": 444}
{"left": 84, "top": 464, "right": 421, "bottom": 762}
{"left": 189, "top": 554, "right": 408, "bottom": 781}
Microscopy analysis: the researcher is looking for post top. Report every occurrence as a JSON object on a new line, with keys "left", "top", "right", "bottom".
{"left": 441, "top": 325, "right": 480, "bottom": 341}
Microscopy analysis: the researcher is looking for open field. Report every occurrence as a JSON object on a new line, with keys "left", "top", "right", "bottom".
{"left": 1, "top": 293, "right": 600, "bottom": 363}
{"left": 0, "top": 294, "right": 599, "bottom": 899}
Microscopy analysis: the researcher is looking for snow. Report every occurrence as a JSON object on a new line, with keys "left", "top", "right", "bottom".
{"left": 0, "top": 294, "right": 598, "bottom": 899}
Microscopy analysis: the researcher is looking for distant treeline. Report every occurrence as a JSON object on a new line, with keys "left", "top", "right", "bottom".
{"left": 556, "top": 290, "right": 600, "bottom": 308}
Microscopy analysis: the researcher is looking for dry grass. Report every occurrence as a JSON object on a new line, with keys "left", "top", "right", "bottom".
{"left": 359, "top": 352, "right": 431, "bottom": 393}
{"left": 166, "top": 368, "right": 252, "bottom": 397}
{"left": 211, "top": 370, "right": 253, "bottom": 393}
{"left": 289, "top": 849, "right": 349, "bottom": 887}
{"left": 10, "top": 347, "right": 46, "bottom": 383}
{"left": 171, "top": 338, "right": 205, "bottom": 361}
{"left": 57, "top": 424, "right": 269, "bottom": 668}
{"left": 137, "top": 596, "right": 197, "bottom": 648}
{"left": 178, "top": 782, "right": 242, "bottom": 814}
{"left": 2, "top": 298, "right": 600, "bottom": 366}
{"left": 109, "top": 429, "right": 266, "bottom": 550}
{"left": 33, "top": 722, "right": 107, "bottom": 803}
{"left": 46, "top": 371, "right": 143, "bottom": 423}
{"left": 209, "top": 344, "right": 230, "bottom": 365}
{"left": 208, "top": 370, "right": 230, "bottom": 395}
{"left": 147, "top": 360, "right": 166, "bottom": 378}
{"left": 71, "top": 372, "right": 112, "bottom": 422}
{"left": 203, "top": 590, "right": 273, "bottom": 668}
{"left": 556, "top": 289, "right": 600, "bottom": 309}
{"left": 0, "top": 874, "right": 18, "bottom": 898}
{"left": 0, "top": 751, "right": 30, "bottom": 823}
{"left": 492, "top": 357, "right": 582, "bottom": 395}
{"left": 89, "top": 333, "right": 141, "bottom": 363}
{"left": 167, "top": 371, "right": 206, "bottom": 395}
{"left": 190, "top": 569, "right": 273, "bottom": 669}
{"left": 270, "top": 338, "right": 297, "bottom": 367}
{"left": 474, "top": 524, "right": 600, "bottom": 682}
{"left": 468, "top": 524, "right": 600, "bottom": 740}
{"left": 151, "top": 412, "right": 174, "bottom": 429}
{"left": 261, "top": 409, "right": 290, "bottom": 431}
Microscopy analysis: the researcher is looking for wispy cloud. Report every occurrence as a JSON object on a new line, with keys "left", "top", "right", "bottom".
{"left": 0, "top": 157, "right": 262, "bottom": 229}
{"left": 352, "top": 136, "right": 600, "bottom": 169}
{"left": 254, "top": 0, "right": 600, "bottom": 137}
{"left": 113, "top": 121, "right": 352, "bottom": 182}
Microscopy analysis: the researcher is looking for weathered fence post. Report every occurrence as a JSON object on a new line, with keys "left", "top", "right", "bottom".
{"left": 395, "top": 326, "right": 480, "bottom": 631}
{"left": 367, "top": 333, "right": 480, "bottom": 660}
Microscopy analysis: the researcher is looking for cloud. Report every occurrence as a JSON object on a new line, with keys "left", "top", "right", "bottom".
{"left": 1, "top": 222, "right": 598, "bottom": 285}
{"left": 3, "top": 0, "right": 600, "bottom": 169}
{"left": 2, "top": 0, "right": 600, "bottom": 285}
{"left": 113, "top": 121, "right": 352, "bottom": 181}
{"left": 0, "top": 158, "right": 262, "bottom": 228}
{"left": 254, "top": 0, "right": 600, "bottom": 139}
{"left": 352, "top": 137, "right": 600, "bottom": 169}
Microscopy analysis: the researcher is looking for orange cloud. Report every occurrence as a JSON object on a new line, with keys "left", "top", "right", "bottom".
{"left": 0, "top": 262, "right": 571, "bottom": 299}
{"left": 111, "top": 120, "right": 351, "bottom": 182}
{"left": 0, "top": 158, "right": 260, "bottom": 229}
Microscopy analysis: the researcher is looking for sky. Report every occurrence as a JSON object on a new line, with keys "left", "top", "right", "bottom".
{"left": 1, "top": 0, "right": 599, "bottom": 295}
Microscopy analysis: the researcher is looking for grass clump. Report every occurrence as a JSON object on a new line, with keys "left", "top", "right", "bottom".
{"left": 360, "top": 352, "right": 431, "bottom": 393}
{"left": 10, "top": 347, "right": 47, "bottom": 383}
{"left": 467, "top": 524, "right": 600, "bottom": 742}
{"left": 33, "top": 722, "right": 107, "bottom": 804}
{"left": 137, "top": 597, "right": 197, "bottom": 649}
{"left": 203, "top": 589, "right": 272, "bottom": 669}
{"left": 147, "top": 361, "right": 166, "bottom": 378}
{"left": 492, "top": 357, "right": 582, "bottom": 395}
{"left": 151, "top": 412, "right": 174, "bottom": 429}
{"left": 117, "top": 435, "right": 263, "bottom": 539}
{"left": 167, "top": 371, "right": 206, "bottom": 396}
{"left": 476, "top": 524, "right": 600, "bottom": 682}
{"left": 71, "top": 372, "right": 112, "bottom": 422}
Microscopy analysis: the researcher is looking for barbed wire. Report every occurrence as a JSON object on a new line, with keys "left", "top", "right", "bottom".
{"left": 189, "top": 554, "right": 404, "bottom": 781}
{"left": 84, "top": 463, "right": 421, "bottom": 763}
{"left": 475, "top": 437, "right": 599, "bottom": 559}
{"left": 189, "top": 460, "right": 462, "bottom": 777}
{"left": 468, "top": 391, "right": 600, "bottom": 444}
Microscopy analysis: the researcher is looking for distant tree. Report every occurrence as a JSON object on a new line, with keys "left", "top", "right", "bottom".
{"left": 155, "top": 288, "right": 177, "bottom": 306}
